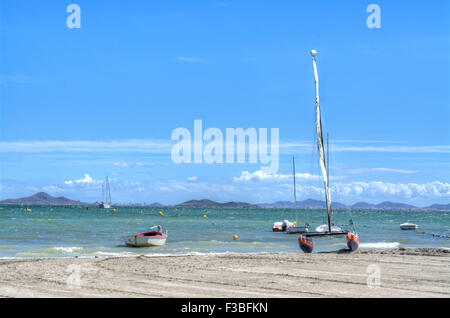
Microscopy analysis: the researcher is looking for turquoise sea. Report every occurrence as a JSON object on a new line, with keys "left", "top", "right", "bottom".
{"left": 1, "top": 205, "right": 449, "bottom": 258}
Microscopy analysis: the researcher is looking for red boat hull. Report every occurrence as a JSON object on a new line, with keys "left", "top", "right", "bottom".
{"left": 346, "top": 232, "right": 360, "bottom": 251}
{"left": 298, "top": 235, "right": 314, "bottom": 253}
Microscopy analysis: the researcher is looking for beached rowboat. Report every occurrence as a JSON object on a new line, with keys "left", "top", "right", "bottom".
{"left": 123, "top": 225, "right": 167, "bottom": 247}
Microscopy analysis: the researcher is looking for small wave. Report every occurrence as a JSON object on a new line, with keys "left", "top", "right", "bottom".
{"left": 52, "top": 246, "right": 83, "bottom": 253}
{"left": 360, "top": 242, "right": 400, "bottom": 249}
{"left": 94, "top": 251, "right": 136, "bottom": 257}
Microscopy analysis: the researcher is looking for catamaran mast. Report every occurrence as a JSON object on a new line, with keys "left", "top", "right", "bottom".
{"left": 311, "top": 50, "right": 332, "bottom": 232}
{"left": 292, "top": 157, "right": 298, "bottom": 225}
{"left": 327, "top": 133, "right": 330, "bottom": 178}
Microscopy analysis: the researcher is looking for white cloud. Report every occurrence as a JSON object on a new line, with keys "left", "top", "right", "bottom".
{"left": 348, "top": 168, "right": 418, "bottom": 174}
{"left": 4, "top": 174, "right": 450, "bottom": 206}
{"left": 64, "top": 174, "right": 101, "bottom": 185}
{"left": 280, "top": 142, "right": 450, "bottom": 154}
{"left": 0, "top": 75, "right": 31, "bottom": 85}
{"left": 330, "top": 181, "right": 450, "bottom": 199}
{"left": 114, "top": 162, "right": 128, "bottom": 167}
{"left": 176, "top": 56, "right": 206, "bottom": 63}
{"left": 188, "top": 176, "right": 199, "bottom": 181}
{"left": 0, "top": 140, "right": 174, "bottom": 153}
{"left": 41, "top": 185, "right": 65, "bottom": 193}
{"left": 1, "top": 139, "right": 448, "bottom": 155}
{"left": 233, "top": 170, "right": 322, "bottom": 182}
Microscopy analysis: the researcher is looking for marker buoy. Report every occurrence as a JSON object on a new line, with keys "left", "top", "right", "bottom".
{"left": 233, "top": 235, "right": 238, "bottom": 240}
{"left": 203, "top": 215, "right": 207, "bottom": 218}
{"left": 158, "top": 211, "right": 163, "bottom": 216}
{"left": 113, "top": 208, "right": 116, "bottom": 212}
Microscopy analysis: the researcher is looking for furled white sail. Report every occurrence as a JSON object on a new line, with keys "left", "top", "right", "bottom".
{"left": 311, "top": 51, "right": 333, "bottom": 221}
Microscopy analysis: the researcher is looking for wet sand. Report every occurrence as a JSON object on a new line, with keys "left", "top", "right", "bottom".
{"left": 0, "top": 248, "right": 449, "bottom": 298}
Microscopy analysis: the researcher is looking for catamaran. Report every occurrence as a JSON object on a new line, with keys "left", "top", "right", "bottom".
{"left": 286, "top": 157, "right": 309, "bottom": 234}
{"left": 98, "top": 176, "right": 112, "bottom": 208}
{"left": 298, "top": 50, "right": 359, "bottom": 253}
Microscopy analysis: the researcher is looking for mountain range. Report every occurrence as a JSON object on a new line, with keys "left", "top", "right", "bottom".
{"left": 0, "top": 192, "right": 88, "bottom": 206}
{"left": 176, "top": 199, "right": 259, "bottom": 209}
{"left": 0, "top": 192, "right": 449, "bottom": 211}
{"left": 257, "top": 199, "right": 427, "bottom": 210}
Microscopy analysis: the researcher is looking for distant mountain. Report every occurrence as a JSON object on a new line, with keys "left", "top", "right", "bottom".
{"left": 349, "top": 201, "right": 418, "bottom": 210}
{"left": 350, "top": 202, "right": 377, "bottom": 209}
{"left": 259, "top": 199, "right": 348, "bottom": 209}
{"left": 147, "top": 202, "right": 164, "bottom": 207}
{"left": 259, "top": 199, "right": 449, "bottom": 211}
{"left": 425, "top": 203, "right": 450, "bottom": 211}
{"left": 258, "top": 201, "right": 297, "bottom": 209}
{"left": 375, "top": 201, "right": 417, "bottom": 210}
{"left": 177, "top": 199, "right": 259, "bottom": 209}
{"left": 0, "top": 192, "right": 87, "bottom": 206}
{"left": 1, "top": 192, "right": 448, "bottom": 211}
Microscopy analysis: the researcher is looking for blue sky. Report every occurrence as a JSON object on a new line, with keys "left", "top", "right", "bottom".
{"left": 0, "top": 0, "right": 449, "bottom": 206}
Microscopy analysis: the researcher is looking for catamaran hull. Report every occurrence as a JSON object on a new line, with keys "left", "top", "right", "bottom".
{"left": 286, "top": 226, "right": 309, "bottom": 234}
{"left": 298, "top": 235, "right": 314, "bottom": 253}
{"left": 124, "top": 232, "right": 167, "bottom": 247}
{"left": 346, "top": 233, "right": 359, "bottom": 251}
{"left": 99, "top": 203, "right": 112, "bottom": 209}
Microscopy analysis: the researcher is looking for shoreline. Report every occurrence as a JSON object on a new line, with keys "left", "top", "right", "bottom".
{"left": 1, "top": 248, "right": 449, "bottom": 298}
{"left": 2, "top": 246, "right": 449, "bottom": 261}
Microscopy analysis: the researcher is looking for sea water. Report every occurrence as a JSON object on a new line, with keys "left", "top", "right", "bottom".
{"left": 0, "top": 205, "right": 449, "bottom": 258}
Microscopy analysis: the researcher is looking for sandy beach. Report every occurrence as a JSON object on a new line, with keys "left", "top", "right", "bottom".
{"left": 0, "top": 248, "right": 449, "bottom": 298}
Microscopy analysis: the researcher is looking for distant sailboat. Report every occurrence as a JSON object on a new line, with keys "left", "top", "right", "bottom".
{"left": 99, "top": 176, "right": 112, "bottom": 209}
{"left": 298, "top": 50, "right": 359, "bottom": 253}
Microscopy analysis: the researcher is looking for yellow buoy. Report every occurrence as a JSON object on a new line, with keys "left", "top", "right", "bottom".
{"left": 293, "top": 221, "right": 296, "bottom": 225}
{"left": 233, "top": 235, "right": 238, "bottom": 240}
{"left": 203, "top": 215, "right": 207, "bottom": 218}
{"left": 113, "top": 208, "right": 116, "bottom": 212}
{"left": 158, "top": 211, "right": 163, "bottom": 216}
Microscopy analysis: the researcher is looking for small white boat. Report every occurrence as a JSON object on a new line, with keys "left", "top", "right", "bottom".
{"left": 124, "top": 225, "right": 168, "bottom": 247}
{"left": 273, "top": 220, "right": 294, "bottom": 232}
{"left": 272, "top": 221, "right": 284, "bottom": 231}
{"left": 400, "top": 223, "right": 418, "bottom": 230}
